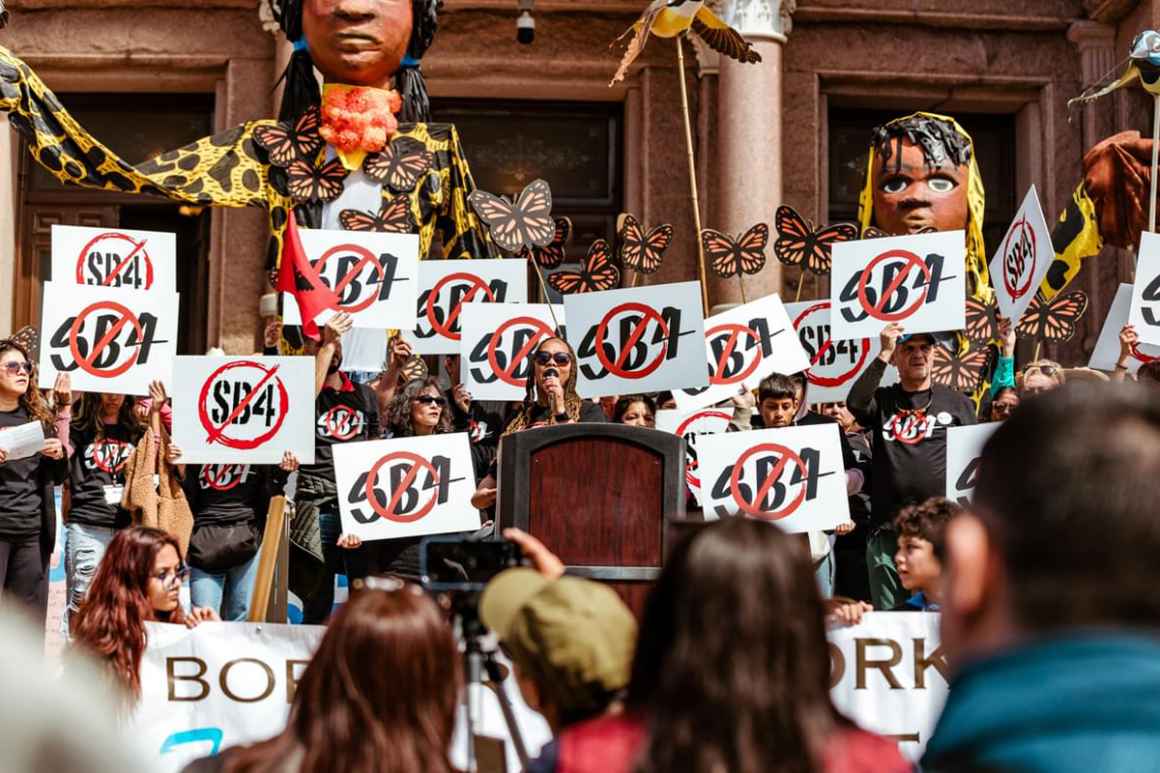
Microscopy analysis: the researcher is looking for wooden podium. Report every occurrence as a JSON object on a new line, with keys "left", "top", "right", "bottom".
{"left": 496, "top": 423, "right": 689, "bottom": 614}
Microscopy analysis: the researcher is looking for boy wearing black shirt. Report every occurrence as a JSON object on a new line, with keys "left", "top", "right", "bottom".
{"left": 848, "top": 324, "right": 975, "bottom": 610}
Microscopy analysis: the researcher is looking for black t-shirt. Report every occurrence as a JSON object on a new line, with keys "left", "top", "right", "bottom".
{"left": 848, "top": 358, "right": 976, "bottom": 526}
{"left": 67, "top": 423, "right": 137, "bottom": 529}
{"left": 0, "top": 407, "right": 44, "bottom": 538}
{"left": 184, "top": 464, "right": 280, "bottom": 527}
{"left": 300, "top": 372, "right": 381, "bottom": 483}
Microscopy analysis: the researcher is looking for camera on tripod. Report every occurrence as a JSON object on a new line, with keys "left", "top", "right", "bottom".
{"left": 419, "top": 534, "right": 523, "bottom": 593}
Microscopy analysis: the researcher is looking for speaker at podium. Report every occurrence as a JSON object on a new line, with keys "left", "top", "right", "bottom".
{"left": 495, "top": 422, "right": 692, "bottom": 615}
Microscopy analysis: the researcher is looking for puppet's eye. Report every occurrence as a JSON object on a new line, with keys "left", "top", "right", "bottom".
{"left": 881, "top": 177, "right": 907, "bottom": 194}
{"left": 928, "top": 177, "right": 957, "bottom": 193}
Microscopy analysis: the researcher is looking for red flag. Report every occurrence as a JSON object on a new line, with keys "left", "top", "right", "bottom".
{"left": 277, "top": 213, "right": 339, "bottom": 340}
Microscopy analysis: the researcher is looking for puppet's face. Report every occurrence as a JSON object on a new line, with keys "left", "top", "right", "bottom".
{"left": 871, "top": 138, "right": 969, "bottom": 236}
{"left": 303, "top": 0, "right": 413, "bottom": 89}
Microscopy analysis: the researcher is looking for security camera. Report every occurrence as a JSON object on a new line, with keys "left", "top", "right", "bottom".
{"left": 517, "top": 0, "right": 534, "bottom": 45}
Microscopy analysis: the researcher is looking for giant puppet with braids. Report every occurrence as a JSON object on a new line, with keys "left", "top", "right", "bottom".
{"left": 0, "top": 0, "right": 494, "bottom": 328}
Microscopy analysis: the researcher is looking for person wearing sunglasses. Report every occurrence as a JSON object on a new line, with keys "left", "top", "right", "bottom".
{"left": 71, "top": 526, "right": 218, "bottom": 705}
{"left": 989, "top": 387, "right": 1021, "bottom": 422}
{"left": 1019, "top": 359, "right": 1065, "bottom": 397}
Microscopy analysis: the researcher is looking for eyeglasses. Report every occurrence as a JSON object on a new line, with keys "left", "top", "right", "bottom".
{"left": 414, "top": 395, "right": 446, "bottom": 407}
{"left": 534, "top": 352, "right": 571, "bottom": 366}
{"left": 153, "top": 565, "right": 190, "bottom": 588}
{"left": 1, "top": 362, "right": 31, "bottom": 376}
{"left": 1023, "top": 365, "right": 1059, "bottom": 379}
{"left": 991, "top": 401, "right": 1018, "bottom": 416}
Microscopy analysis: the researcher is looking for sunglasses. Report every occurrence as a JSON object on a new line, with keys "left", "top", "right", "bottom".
{"left": 992, "top": 401, "right": 1017, "bottom": 415}
{"left": 414, "top": 395, "right": 446, "bottom": 407}
{"left": 534, "top": 352, "right": 571, "bottom": 366}
{"left": 1, "top": 361, "right": 31, "bottom": 376}
{"left": 153, "top": 565, "right": 190, "bottom": 588}
{"left": 1023, "top": 365, "right": 1058, "bottom": 379}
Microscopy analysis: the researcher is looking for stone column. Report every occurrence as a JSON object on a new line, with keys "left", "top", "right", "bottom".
{"left": 710, "top": 0, "right": 792, "bottom": 311}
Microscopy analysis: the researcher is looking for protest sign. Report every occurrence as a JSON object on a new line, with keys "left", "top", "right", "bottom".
{"left": 564, "top": 281, "right": 708, "bottom": 398}
{"left": 38, "top": 281, "right": 178, "bottom": 396}
{"left": 51, "top": 224, "right": 176, "bottom": 292}
{"left": 171, "top": 356, "right": 316, "bottom": 465}
{"left": 945, "top": 422, "right": 998, "bottom": 506}
{"left": 280, "top": 228, "right": 419, "bottom": 329}
{"left": 784, "top": 300, "right": 898, "bottom": 403}
{"left": 830, "top": 231, "right": 966, "bottom": 341}
{"left": 1129, "top": 232, "right": 1160, "bottom": 346}
{"left": 333, "top": 433, "right": 479, "bottom": 541}
{"left": 697, "top": 423, "right": 850, "bottom": 531}
{"left": 656, "top": 406, "right": 732, "bottom": 506}
{"left": 461, "top": 303, "right": 565, "bottom": 401}
{"left": 1090, "top": 283, "right": 1160, "bottom": 373}
{"left": 673, "top": 293, "right": 811, "bottom": 412}
{"left": 405, "top": 260, "right": 528, "bottom": 355}
{"left": 827, "top": 612, "right": 948, "bottom": 762}
{"left": 989, "top": 187, "right": 1053, "bottom": 323}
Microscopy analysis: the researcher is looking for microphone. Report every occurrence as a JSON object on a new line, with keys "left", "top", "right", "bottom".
{"left": 543, "top": 367, "right": 559, "bottom": 379}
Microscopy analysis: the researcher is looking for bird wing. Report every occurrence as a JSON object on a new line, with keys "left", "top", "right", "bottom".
{"left": 610, "top": 1, "right": 668, "bottom": 85}
{"left": 691, "top": 7, "right": 762, "bottom": 64}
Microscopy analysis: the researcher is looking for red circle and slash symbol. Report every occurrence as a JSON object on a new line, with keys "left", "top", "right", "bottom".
{"left": 316, "top": 243, "right": 385, "bottom": 314}
{"left": 705, "top": 323, "right": 762, "bottom": 386}
{"left": 594, "top": 303, "right": 670, "bottom": 379}
{"left": 321, "top": 405, "right": 362, "bottom": 440}
{"left": 856, "top": 250, "right": 932, "bottom": 323}
{"left": 793, "top": 302, "right": 871, "bottom": 388}
{"left": 202, "top": 464, "right": 246, "bottom": 492}
{"left": 427, "top": 273, "right": 497, "bottom": 342}
{"left": 1001, "top": 217, "right": 1036, "bottom": 301}
{"left": 68, "top": 301, "right": 144, "bottom": 378}
{"left": 76, "top": 232, "right": 155, "bottom": 289}
{"left": 366, "top": 451, "right": 440, "bottom": 523}
{"left": 197, "top": 361, "right": 289, "bottom": 450}
{"left": 676, "top": 409, "right": 731, "bottom": 490}
{"left": 488, "top": 316, "right": 556, "bottom": 387}
{"left": 730, "top": 443, "right": 808, "bottom": 520}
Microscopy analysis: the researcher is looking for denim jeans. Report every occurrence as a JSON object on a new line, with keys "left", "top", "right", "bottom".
{"left": 65, "top": 522, "right": 117, "bottom": 626}
{"left": 190, "top": 550, "right": 260, "bottom": 621}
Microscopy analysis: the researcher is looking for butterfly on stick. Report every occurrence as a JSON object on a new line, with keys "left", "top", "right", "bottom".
{"left": 773, "top": 206, "right": 858, "bottom": 275}
{"left": 338, "top": 195, "right": 415, "bottom": 233}
{"left": 548, "top": 239, "right": 621, "bottom": 295}
{"left": 1016, "top": 291, "right": 1089, "bottom": 342}
{"left": 932, "top": 343, "right": 993, "bottom": 393}
{"left": 362, "top": 137, "right": 434, "bottom": 193}
{"left": 519, "top": 217, "right": 572, "bottom": 270}
{"left": 701, "top": 223, "right": 769, "bottom": 279}
{"left": 252, "top": 107, "right": 325, "bottom": 168}
{"left": 469, "top": 179, "right": 556, "bottom": 255}
{"left": 963, "top": 297, "right": 1002, "bottom": 348}
{"left": 617, "top": 213, "right": 673, "bottom": 275}
{"left": 287, "top": 157, "right": 347, "bottom": 203}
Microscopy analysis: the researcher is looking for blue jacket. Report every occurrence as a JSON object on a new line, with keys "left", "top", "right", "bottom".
{"left": 923, "top": 633, "right": 1160, "bottom": 772}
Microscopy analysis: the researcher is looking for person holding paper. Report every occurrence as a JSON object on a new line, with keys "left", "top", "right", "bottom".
{"left": 0, "top": 338, "right": 66, "bottom": 630}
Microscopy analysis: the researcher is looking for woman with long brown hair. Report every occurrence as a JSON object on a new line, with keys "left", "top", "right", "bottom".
{"left": 195, "top": 584, "right": 460, "bottom": 773}
{"left": 71, "top": 526, "right": 218, "bottom": 700}
{"left": 386, "top": 376, "right": 454, "bottom": 437}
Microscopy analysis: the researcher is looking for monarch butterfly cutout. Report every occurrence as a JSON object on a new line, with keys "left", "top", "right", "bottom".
{"left": 287, "top": 157, "right": 346, "bottom": 203}
{"left": 1016, "top": 290, "right": 1089, "bottom": 342}
{"left": 963, "top": 297, "right": 1002, "bottom": 348}
{"left": 362, "top": 137, "right": 435, "bottom": 193}
{"left": 773, "top": 206, "right": 858, "bottom": 276}
{"left": 701, "top": 223, "right": 769, "bottom": 279}
{"left": 468, "top": 179, "right": 556, "bottom": 255}
{"left": 252, "top": 107, "right": 325, "bottom": 167}
{"left": 339, "top": 195, "right": 415, "bottom": 234}
{"left": 519, "top": 217, "right": 572, "bottom": 270}
{"left": 618, "top": 213, "right": 674, "bottom": 275}
{"left": 932, "top": 343, "right": 992, "bottom": 392}
{"left": 548, "top": 239, "right": 621, "bottom": 295}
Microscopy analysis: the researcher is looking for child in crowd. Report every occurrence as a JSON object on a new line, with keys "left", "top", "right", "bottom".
{"left": 892, "top": 497, "right": 960, "bottom": 611}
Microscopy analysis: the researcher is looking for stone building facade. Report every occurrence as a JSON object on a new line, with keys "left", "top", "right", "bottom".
{"left": 0, "top": 0, "right": 1154, "bottom": 365}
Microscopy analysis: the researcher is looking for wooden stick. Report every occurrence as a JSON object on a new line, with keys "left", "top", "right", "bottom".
{"left": 676, "top": 36, "right": 711, "bottom": 316}
{"left": 248, "top": 495, "right": 287, "bottom": 623}
{"left": 1151, "top": 93, "right": 1160, "bottom": 234}
{"left": 1033, "top": 341, "right": 1042, "bottom": 362}
{"left": 795, "top": 272, "right": 805, "bottom": 303}
{"left": 530, "top": 262, "right": 563, "bottom": 334}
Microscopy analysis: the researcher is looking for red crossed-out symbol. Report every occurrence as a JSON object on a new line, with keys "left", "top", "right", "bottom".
{"left": 426, "top": 272, "right": 497, "bottom": 342}
{"left": 793, "top": 302, "right": 871, "bottom": 388}
{"left": 196, "top": 361, "right": 289, "bottom": 450}
{"left": 321, "top": 405, "right": 362, "bottom": 440}
{"left": 1131, "top": 341, "right": 1160, "bottom": 365}
{"left": 594, "top": 303, "right": 671, "bottom": 379}
{"left": 488, "top": 316, "right": 556, "bottom": 387}
{"left": 68, "top": 301, "right": 144, "bottom": 378}
{"left": 76, "top": 232, "right": 155, "bottom": 289}
{"left": 730, "top": 443, "right": 809, "bottom": 520}
{"left": 366, "top": 451, "right": 440, "bottom": 523}
{"left": 706, "top": 323, "right": 762, "bottom": 386}
{"left": 316, "top": 243, "right": 386, "bottom": 314}
{"left": 201, "top": 464, "right": 246, "bottom": 492}
{"left": 1001, "top": 217, "right": 1036, "bottom": 301}
{"left": 90, "top": 438, "right": 130, "bottom": 475}
{"left": 855, "top": 250, "right": 932, "bottom": 322}
{"left": 676, "top": 409, "right": 731, "bottom": 490}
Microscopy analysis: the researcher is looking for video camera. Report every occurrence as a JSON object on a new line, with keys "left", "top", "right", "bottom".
{"left": 419, "top": 534, "right": 523, "bottom": 594}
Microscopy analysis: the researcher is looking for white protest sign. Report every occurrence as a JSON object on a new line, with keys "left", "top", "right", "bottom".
{"left": 38, "top": 281, "right": 179, "bottom": 396}
{"left": 132, "top": 621, "right": 323, "bottom": 772}
{"left": 333, "top": 433, "right": 479, "bottom": 541}
{"left": 171, "top": 356, "right": 316, "bottom": 465}
{"left": 945, "top": 422, "right": 998, "bottom": 506}
{"left": 696, "top": 423, "right": 850, "bottom": 532}
{"left": 1129, "top": 232, "right": 1160, "bottom": 346}
{"left": 656, "top": 406, "right": 732, "bottom": 506}
{"left": 0, "top": 421, "right": 45, "bottom": 460}
{"left": 785, "top": 300, "right": 899, "bottom": 403}
{"left": 564, "top": 281, "right": 708, "bottom": 398}
{"left": 673, "top": 293, "right": 811, "bottom": 412}
{"left": 828, "top": 612, "right": 948, "bottom": 762}
{"left": 281, "top": 227, "right": 419, "bottom": 329}
{"left": 830, "top": 230, "right": 966, "bottom": 340}
{"left": 989, "top": 186, "right": 1054, "bottom": 323}
{"left": 461, "top": 303, "right": 565, "bottom": 402}
{"left": 403, "top": 259, "right": 529, "bottom": 355}
{"left": 1090, "top": 283, "right": 1160, "bottom": 373}
{"left": 51, "top": 224, "right": 176, "bottom": 292}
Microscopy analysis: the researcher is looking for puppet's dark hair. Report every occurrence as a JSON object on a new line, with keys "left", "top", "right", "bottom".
{"left": 270, "top": 0, "right": 441, "bottom": 124}
{"left": 0, "top": 0, "right": 9, "bottom": 29}
{"left": 871, "top": 114, "right": 972, "bottom": 173}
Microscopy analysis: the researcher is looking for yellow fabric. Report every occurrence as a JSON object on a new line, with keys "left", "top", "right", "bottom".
{"left": 1039, "top": 183, "right": 1103, "bottom": 302}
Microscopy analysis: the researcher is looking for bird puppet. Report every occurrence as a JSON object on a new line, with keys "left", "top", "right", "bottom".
{"left": 611, "top": 0, "right": 762, "bottom": 85}
{"left": 1070, "top": 29, "right": 1160, "bottom": 104}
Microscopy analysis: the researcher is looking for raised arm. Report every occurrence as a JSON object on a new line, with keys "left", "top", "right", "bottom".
{"left": 848, "top": 324, "right": 899, "bottom": 426}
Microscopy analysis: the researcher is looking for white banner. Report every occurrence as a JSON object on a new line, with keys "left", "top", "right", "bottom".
{"left": 51, "top": 224, "right": 176, "bottom": 292}
{"left": 828, "top": 612, "right": 948, "bottom": 762}
{"left": 281, "top": 228, "right": 419, "bottom": 330}
{"left": 944, "top": 422, "right": 998, "bottom": 506}
{"left": 460, "top": 303, "right": 566, "bottom": 402}
{"left": 38, "top": 281, "right": 179, "bottom": 396}
{"left": 564, "top": 281, "right": 708, "bottom": 398}
{"left": 656, "top": 406, "right": 732, "bottom": 507}
{"left": 696, "top": 423, "right": 851, "bottom": 531}
{"left": 1090, "top": 283, "right": 1160, "bottom": 373}
{"left": 989, "top": 186, "right": 1053, "bottom": 323}
{"left": 171, "top": 356, "right": 316, "bottom": 465}
{"left": 830, "top": 231, "right": 966, "bottom": 341}
{"left": 784, "top": 300, "right": 898, "bottom": 403}
{"left": 673, "top": 293, "right": 811, "bottom": 412}
{"left": 404, "top": 260, "right": 529, "bottom": 355}
{"left": 333, "top": 433, "right": 480, "bottom": 541}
